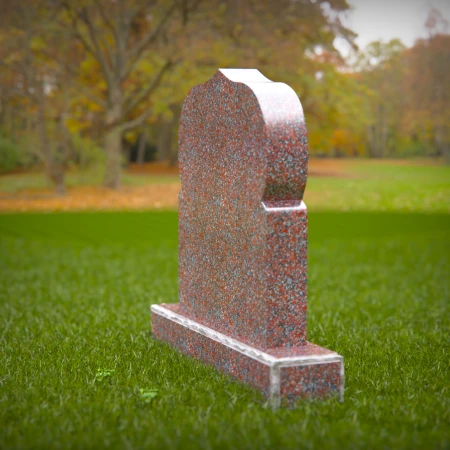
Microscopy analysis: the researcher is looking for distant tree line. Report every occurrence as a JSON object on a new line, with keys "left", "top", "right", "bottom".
{"left": 0, "top": 0, "right": 448, "bottom": 193}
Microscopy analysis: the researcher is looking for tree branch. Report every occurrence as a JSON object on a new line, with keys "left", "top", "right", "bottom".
{"left": 78, "top": 84, "right": 107, "bottom": 110}
{"left": 120, "top": 1, "right": 178, "bottom": 82}
{"left": 123, "top": 58, "right": 174, "bottom": 116}
{"left": 181, "top": 0, "right": 202, "bottom": 26}
{"left": 78, "top": 7, "right": 115, "bottom": 86}
{"left": 94, "top": 0, "right": 118, "bottom": 43}
{"left": 114, "top": 2, "right": 140, "bottom": 77}
{"left": 119, "top": 108, "right": 153, "bottom": 133}
{"left": 63, "top": 5, "right": 98, "bottom": 56}
{"left": 63, "top": 3, "right": 115, "bottom": 90}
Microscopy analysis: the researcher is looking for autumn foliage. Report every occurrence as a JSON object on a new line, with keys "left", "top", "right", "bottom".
{"left": 0, "top": 1, "right": 448, "bottom": 193}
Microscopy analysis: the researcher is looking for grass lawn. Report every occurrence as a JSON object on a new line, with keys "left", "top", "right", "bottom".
{"left": 305, "top": 160, "right": 450, "bottom": 213}
{"left": 0, "top": 210, "right": 449, "bottom": 449}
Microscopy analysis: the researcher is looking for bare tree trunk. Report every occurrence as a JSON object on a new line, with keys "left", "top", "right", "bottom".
{"left": 168, "top": 105, "right": 180, "bottom": 167}
{"left": 442, "top": 144, "right": 450, "bottom": 163}
{"left": 137, "top": 132, "right": 146, "bottom": 165}
{"left": 122, "top": 136, "right": 132, "bottom": 167}
{"left": 367, "top": 125, "right": 376, "bottom": 158}
{"left": 168, "top": 134, "right": 177, "bottom": 167}
{"left": 51, "top": 116, "right": 71, "bottom": 196}
{"left": 104, "top": 88, "right": 123, "bottom": 189}
{"left": 375, "top": 103, "right": 385, "bottom": 158}
{"left": 381, "top": 126, "right": 388, "bottom": 158}
{"left": 0, "top": 86, "right": 4, "bottom": 129}
{"left": 158, "top": 108, "right": 179, "bottom": 166}
{"left": 36, "top": 87, "right": 66, "bottom": 195}
{"left": 50, "top": 166, "right": 66, "bottom": 196}
{"left": 104, "top": 128, "right": 122, "bottom": 189}
{"left": 157, "top": 120, "right": 170, "bottom": 162}
{"left": 166, "top": 121, "right": 174, "bottom": 166}
{"left": 434, "top": 124, "right": 450, "bottom": 161}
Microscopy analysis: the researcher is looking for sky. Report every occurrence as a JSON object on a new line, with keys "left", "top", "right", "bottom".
{"left": 334, "top": 0, "right": 450, "bottom": 56}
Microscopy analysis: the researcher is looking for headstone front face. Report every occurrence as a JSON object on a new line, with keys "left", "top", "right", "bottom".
{"left": 151, "top": 69, "right": 344, "bottom": 407}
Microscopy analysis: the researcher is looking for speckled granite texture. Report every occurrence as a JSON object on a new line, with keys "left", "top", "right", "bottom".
{"left": 151, "top": 69, "right": 344, "bottom": 407}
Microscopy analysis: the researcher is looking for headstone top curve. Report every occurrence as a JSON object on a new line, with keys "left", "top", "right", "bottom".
{"left": 180, "top": 68, "right": 309, "bottom": 202}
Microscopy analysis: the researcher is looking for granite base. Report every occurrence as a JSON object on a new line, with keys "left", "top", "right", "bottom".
{"left": 151, "top": 304, "right": 344, "bottom": 408}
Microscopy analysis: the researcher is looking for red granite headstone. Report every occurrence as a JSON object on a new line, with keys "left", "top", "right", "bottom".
{"left": 151, "top": 69, "right": 344, "bottom": 407}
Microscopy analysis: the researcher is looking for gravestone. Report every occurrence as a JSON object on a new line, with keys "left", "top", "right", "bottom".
{"left": 151, "top": 69, "right": 344, "bottom": 407}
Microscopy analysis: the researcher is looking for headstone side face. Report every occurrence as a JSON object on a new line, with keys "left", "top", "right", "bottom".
{"left": 151, "top": 69, "right": 344, "bottom": 406}
{"left": 264, "top": 205, "right": 308, "bottom": 348}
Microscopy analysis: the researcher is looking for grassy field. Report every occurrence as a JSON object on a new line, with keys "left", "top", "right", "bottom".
{"left": 0, "top": 210, "right": 449, "bottom": 449}
{"left": 0, "top": 160, "right": 449, "bottom": 448}
{"left": 306, "top": 161, "right": 450, "bottom": 213}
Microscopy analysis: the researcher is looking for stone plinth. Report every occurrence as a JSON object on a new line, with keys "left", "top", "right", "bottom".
{"left": 151, "top": 69, "right": 344, "bottom": 407}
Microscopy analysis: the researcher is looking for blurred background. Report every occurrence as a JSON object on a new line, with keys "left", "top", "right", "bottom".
{"left": 0, "top": 0, "right": 449, "bottom": 211}
{"left": 1, "top": 3, "right": 449, "bottom": 447}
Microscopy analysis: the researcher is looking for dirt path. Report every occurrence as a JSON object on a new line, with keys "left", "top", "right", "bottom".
{"left": 0, "top": 184, "right": 181, "bottom": 212}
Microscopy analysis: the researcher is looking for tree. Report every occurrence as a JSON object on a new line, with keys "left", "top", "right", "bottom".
{"left": 60, "top": 0, "right": 202, "bottom": 189}
{"left": 134, "top": 0, "right": 356, "bottom": 160}
{"left": 1, "top": 0, "right": 359, "bottom": 186}
{"left": 354, "top": 39, "right": 406, "bottom": 157}
{"left": 403, "top": 31, "right": 450, "bottom": 159}
{"left": 0, "top": 1, "right": 77, "bottom": 194}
